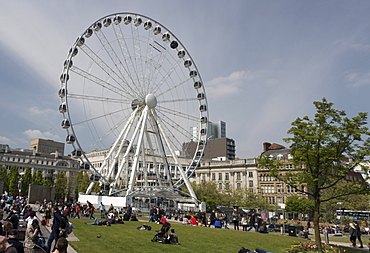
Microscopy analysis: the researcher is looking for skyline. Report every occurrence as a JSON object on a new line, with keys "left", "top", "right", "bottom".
{"left": 1, "top": 1, "right": 370, "bottom": 158}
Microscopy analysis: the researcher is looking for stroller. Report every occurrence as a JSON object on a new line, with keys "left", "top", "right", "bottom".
{"left": 151, "top": 222, "right": 171, "bottom": 243}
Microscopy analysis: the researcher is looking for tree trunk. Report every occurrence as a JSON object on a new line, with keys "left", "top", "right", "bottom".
{"left": 313, "top": 200, "right": 322, "bottom": 252}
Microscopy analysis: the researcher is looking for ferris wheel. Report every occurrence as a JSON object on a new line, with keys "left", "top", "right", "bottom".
{"left": 58, "top": 13, "right": 208, "bottom": 202}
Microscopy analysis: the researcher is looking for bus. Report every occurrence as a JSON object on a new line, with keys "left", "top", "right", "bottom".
{"left": 336, "top": 210, "right": 370, "bottom": 221}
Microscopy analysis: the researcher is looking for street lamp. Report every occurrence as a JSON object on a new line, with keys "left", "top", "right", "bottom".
{"left": 337, "top": 202, "right": 343, "bottom": 226}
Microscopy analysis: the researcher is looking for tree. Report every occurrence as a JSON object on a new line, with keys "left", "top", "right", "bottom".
{"left": 259, "top": 98, "right": 370, "bottom": 251}
{"left": 55, "top": 171, "right": 68, "bottom": 200}
{"left": 32, "top": 170, "right": 43, "bottom": 185}
{"left": 285, "top": 195, "right": 314, "bottom": 219}
{"left": 0, "top": 166, "right": 9, "bottom": 193}
{"left": 21, "top": 167, "right": 32, "bottom": 196}
{"left": 8, "top": 166, "right": 20, "bottom": 195}
{"left": 190, "top": 181, "right": 220, "bottom": 208}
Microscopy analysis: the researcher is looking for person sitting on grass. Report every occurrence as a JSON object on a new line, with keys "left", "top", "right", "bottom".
{"left": 190, "top": 216, "right": 197, "bottom": 226}
{"left": 169, "top": 229, "right": 179, "bottom": 245}
{"left": 85, "top": 218, "right": 111, "bottom": 226}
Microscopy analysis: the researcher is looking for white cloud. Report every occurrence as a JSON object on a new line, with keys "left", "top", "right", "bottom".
{"left": 28, "top": 107, "right": 54, "bottom": 116}
{"left": 0, "top": 136, "right": 11, "bottom": 143}
{"left": 345, "top": 71, "right": 370, "bottom": 87}
{"left": 23, "top": 129, "right": 60, "bottom": 140}
{"left": 205, "top": 71, "right": 258, "bottom": 97}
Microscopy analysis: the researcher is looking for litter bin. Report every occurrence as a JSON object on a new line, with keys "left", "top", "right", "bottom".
{"left": 288, "top": 225, "right": 297, "bottom": 236}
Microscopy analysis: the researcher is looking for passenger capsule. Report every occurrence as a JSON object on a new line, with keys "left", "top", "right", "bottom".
{"left": 60, "top": 73, "right": 69, "bottom": 83}
{"left": 63, "top": 60, "right": 73, "bottom": 69}
{"left": 58, "top": 87, "right": 67, "bottom": 98}
{"left": 170, "top": 41, "right": 178, "bottom": 49}
{"left": 59, "top": 102, "right": 67, "bottom": 113}
{"left": 134, "top": 17, "right": 142, "bottom": 26}
{"left": 199, "top": 105, "right": 207, "bottom": 112}
{"left": 71, "top": 149, "right": 82, "bottom": 157}
{"left": 144, "top": 20, "right": 152, "bottom": 30}
{"left": 66, "top": 135, "right": 75, "bottom": 144}
{"left": 69, "top": 47, "right": 78, "bottom": 57}
{"left": 200, "top": 128, "right": 207, "bottom": 135}
{"left": 103, "top": 17, "right": 112, "bottom": 27}
{"left": 199, "top": 140, "right": 205, "bottom": 146}
{"left": 189, "top": 70, "right": 197, "bottom": 78}
{"left": 90, "top": 174, "right": 101, "bottom": 182}
{"left": 61, "top": 119, "right": 70, "bottom": 129}
{"left": 124, "top": 15, "right": 132, "bottom": 24}
{"left": 197, "top": 93, "right": 205, "bottom": 100}
{"left": 184, "top": 59, "right": 192, "bottom": 68}
{"left": 162, "top": 32, "right": 170, "bottom": 41}
{"left": 178, "top": 49, "right": 185, "bottom": 58}
{"left": 77, "top": 37, "right": 85, "bottom": 47}
{"left": 153, "top": 26, "right": 161, "bottom": 35}
{"left": 85, "top": 28, "right": 93, "bottom": 38}
{"left": 200, "top": 116, "right": 208, "bottom": 123}
{"left": 80, "top": 162, "right": 90, "bottom": 170}
{"left": 194, "top": 81, "right": 202, "bottom": 89}
{"left": 93, "top": 22, "right": 102, "bottom": 31}
{"left": 196, "top": 151, "right": 204, "bottom": 157}
{"left": 113, "top": 15, "right": 122, "bottom": 25}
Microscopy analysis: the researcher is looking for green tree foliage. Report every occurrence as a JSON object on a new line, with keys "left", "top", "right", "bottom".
{"left": 43, "top": 179, "right": 52, "bottom": 187}
{"left": 32, "top": 170, "right": 43, "bottom": 185}
{"left": 8, "top": 166, "right": 20, "bottom": 195}
{"left": 259, "top": 98, "right": 370, "bottom": 251}
{"left": 191, "top": 181, "right": 219, "bottom": 208}
{"left": 189, "top": 182, "right": 272, "bottom": 210}
{"left": 21, "top": 167, "right": 32, "bottom": 196}
{"left": 0, "top": 166, "right": 9, "bottom": 193}
{"left": 285, "top": 195, "right": 314, "bottom": 214}
{"left": 55, "top": 171, "right": 68, "bottom": 200}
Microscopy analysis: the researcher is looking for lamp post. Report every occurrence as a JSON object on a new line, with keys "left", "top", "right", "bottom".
{"left": 337, "top": 202, "right": 343, "bottom": 226}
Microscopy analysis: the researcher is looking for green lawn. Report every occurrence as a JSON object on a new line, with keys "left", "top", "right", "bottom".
{"left": 68, "top": 219, "right": 365, "bottom": 253}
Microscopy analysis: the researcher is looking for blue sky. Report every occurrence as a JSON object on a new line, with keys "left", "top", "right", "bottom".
{"left": 1, "top": 1, "right": 370, "bottom": 158}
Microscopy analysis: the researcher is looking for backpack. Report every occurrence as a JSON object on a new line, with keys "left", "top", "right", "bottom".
{"left": 65, "top": 221, "right": 73, "bottom": 235}
{"left": 60, "top": 216, "right": 68, "bottom": 230}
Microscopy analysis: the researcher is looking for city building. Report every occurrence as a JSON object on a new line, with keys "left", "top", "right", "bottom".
{"left": 30, "top": 139, "right": 65, "bottom": 156}
{"left": 191, "top": 158, "right": 258, "bottom": 192}
{"left": 257, "top": 142, "right": 307, "bottom": 208}
{"left": 0, "top": 143, "right": 80, "bottom": 197}
{"left": 186, "top": 121, "right": 236, "bottom": 160}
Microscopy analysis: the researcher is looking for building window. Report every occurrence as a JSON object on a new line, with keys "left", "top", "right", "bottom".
{"left": 248, "top": 172, "right": 253, "bottom": 177}
{"left": 218, "top": 173, "right": 222, "bottom": 180}
{"left": 218, "top": 183, "right": 222, "bottom": 190}
{"left": 236, "top": 172, "right": 241, "bottom": 180}
{"left": 202, "top": 173, "right": 206, "bottom": 181}
{"left": 237, "top": 183, "right": 241, "bottom": 189}
{"left": 212, "top": 173, "right": 215, "bottom": 180}
{"left": 248, "top": 180, "right": 253, "bottom": 188}
{"left": 225, "top": 183, "right": 230, "bottom": 190}
{"left": 225, "top": 173, "right": 229, "bottom": 180}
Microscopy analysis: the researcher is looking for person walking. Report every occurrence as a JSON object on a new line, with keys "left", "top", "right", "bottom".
{"left": 99, "top": 202, "right": 105, "bottom": 219}
{"left": 349, "top": 222, "right": 357, "bottom": 248}
{"left": 354, "top": 221, "right": 364, "bottom": 248}
{"left": 232, "top": 211, "right": 240, "bottom": 231}
{"left": 47, "top": 205, "right": 63, "bottom": 253}
{"left": 247, "top": 213, "right": 256, "bottom": 232}
{"left": 73, "top": 204, "right": 80, "bottom": 219}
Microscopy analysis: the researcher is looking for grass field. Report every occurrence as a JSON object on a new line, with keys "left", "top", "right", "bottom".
{"left": 68, "top": 218, "right": 366, "bottom": 253}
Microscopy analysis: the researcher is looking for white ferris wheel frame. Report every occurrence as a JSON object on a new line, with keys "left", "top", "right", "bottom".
{"left": 58, "top": 12, "right": 209, "bottom": 203}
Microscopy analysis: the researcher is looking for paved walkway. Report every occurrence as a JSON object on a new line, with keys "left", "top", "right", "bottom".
{"left": 30, "top": 204, "right": 78, "bottom": 253}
